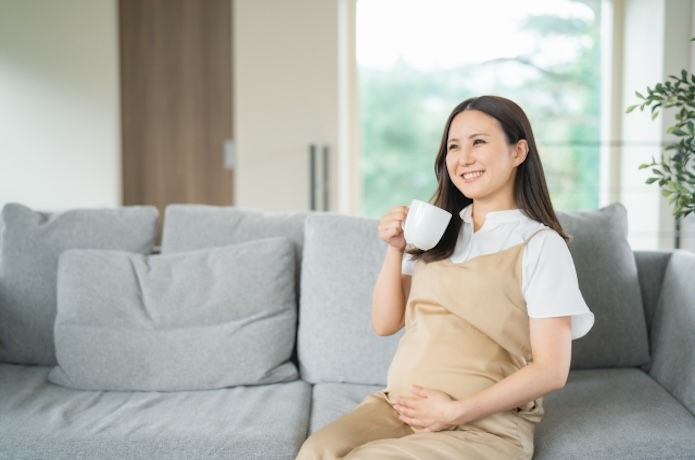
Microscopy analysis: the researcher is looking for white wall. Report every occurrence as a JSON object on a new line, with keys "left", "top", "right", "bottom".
{"left": 618, "top": 0, "right": 694, "bottom": 249}
{"left": 233, "top": 0, "right": 358, "bottom": 213}
{"left": 0, "top": 0, "right": 120, "bottom": 210}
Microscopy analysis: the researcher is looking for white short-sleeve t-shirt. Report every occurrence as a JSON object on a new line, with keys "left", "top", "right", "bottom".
{"left": 402, "top": 205, "right": 594, "bottom": 340}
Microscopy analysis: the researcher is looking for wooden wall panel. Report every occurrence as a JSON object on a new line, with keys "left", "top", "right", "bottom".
{"left": 120, "top": 0, "right": 233, "bottom": 217}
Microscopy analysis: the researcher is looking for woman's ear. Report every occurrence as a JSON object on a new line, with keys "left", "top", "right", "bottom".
{"left": 513, "top": 140, "right": 529, "bottom": 165}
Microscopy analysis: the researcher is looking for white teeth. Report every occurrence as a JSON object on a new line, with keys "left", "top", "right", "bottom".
{"left": 463, "top": 171, "right": 483, "bottom": 180}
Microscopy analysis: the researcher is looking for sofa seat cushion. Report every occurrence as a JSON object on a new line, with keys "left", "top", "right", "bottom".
{"left": 308, "top": 370, "right": 695, "bottom": 459}
{"left": 0, "top": 364, "right": 311, "bottom": 460}
{"left": 535, "top": 368, "right": 695, "bottom": 459}
{"left": 308, "top": 382, "right": 382, "bottom": 434}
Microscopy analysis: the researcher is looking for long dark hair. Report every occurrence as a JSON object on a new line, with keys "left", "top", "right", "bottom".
{"left": 410, "top": 95, "right": 568, "bottom": 263}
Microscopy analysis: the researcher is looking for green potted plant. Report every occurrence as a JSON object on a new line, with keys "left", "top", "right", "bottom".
{"left": 627, "top": 45, "right": 695, "bottom": 239}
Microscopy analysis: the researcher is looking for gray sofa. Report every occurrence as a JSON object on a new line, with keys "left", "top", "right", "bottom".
{"left": 0, "top": 202, "right": 694, "bottom": 459}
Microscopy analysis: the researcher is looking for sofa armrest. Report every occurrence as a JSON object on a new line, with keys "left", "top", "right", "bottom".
{"left": 634, "top": 250, "right": 672, "bottom": 332}
{"left": 648, "top": 250, "right": 695, "bottom": 416}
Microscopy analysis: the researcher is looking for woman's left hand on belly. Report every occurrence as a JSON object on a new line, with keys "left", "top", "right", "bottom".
{"left": 393, "top": 385, "right": 458, "bottom": 433}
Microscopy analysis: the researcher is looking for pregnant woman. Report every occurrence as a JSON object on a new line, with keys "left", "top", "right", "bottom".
{"left": 296, "top": 95, "right": 594, "bottom": 460}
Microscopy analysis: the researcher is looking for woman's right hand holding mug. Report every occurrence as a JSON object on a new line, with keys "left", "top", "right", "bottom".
{"left": 378, "top": 205, "right": 408, "bottom": 252}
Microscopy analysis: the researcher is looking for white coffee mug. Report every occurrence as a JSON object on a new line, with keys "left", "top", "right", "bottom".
{"left": 403, "top": 199, "right": 452, "bottom": 250}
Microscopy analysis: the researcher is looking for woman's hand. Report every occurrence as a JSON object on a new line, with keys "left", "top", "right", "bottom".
{"left": 378, "top": 205, "right": 408, "bottom": 251}
{"left": 393, "top": 385, "right": 457, "bottom": 433}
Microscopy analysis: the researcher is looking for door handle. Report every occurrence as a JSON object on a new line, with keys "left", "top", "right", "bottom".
{"left": 223, "top": 139, "right": 234, "bottom": 170}
{"left": 309, "top": 144, "right": 330, "bottom": 211}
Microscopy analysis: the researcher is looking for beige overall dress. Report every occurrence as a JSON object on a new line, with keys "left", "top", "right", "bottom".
{"left": 297, "top": 235, "right": 545, "bottom": 460}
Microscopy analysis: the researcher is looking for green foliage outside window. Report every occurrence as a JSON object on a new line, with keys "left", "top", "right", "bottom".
{"left": 360, "top": 0, "right": 603, "bottom": 217}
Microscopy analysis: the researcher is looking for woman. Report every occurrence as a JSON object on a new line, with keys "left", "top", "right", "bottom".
{"left": 297, "top": 95, "right": 594, "bottom": 459}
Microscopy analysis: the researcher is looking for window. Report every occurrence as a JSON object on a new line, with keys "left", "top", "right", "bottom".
{"left": 357, "top": 0, "right": 605, "bottom": 216}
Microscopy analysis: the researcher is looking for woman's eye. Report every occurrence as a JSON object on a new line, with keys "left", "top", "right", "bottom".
{"left": 447, "top": 144, "right": 458, "bottom": 151}
{"left": 473, "top": 139, "right": 484, "bottom": 145}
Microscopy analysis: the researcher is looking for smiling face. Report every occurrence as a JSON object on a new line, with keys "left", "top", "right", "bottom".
{"left": 445, "top": 109, "right": 528, "bottom": 211}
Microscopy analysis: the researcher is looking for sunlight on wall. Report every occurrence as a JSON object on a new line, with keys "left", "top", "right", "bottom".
{"left": 0, "top": 0, "right": 120, "bottom": 211}
{"left": 357, "top": 0, "right": 592, "bottom": 71}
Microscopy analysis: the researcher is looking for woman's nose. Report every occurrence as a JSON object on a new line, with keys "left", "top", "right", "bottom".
{"left": 458, "top": 148, "right": 474, "bottom": 166}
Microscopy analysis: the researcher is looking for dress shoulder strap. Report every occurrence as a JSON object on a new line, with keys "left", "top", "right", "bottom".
{"left": 524, "top": 227, "right": 554, "bottom": 246}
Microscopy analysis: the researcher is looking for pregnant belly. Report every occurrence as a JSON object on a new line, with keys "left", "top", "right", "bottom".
{"left": 386, "top": 321, "right": 512, "bottom": 401}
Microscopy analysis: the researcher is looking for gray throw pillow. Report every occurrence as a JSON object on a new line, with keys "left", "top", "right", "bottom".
{"left": 0, "top": 203, "right": 158, "bottom": 365}
{"left": 558, "top": 203, "right": 649, "bottom": 368}
{"left": 49, "top": 237, "right": 298, "bottom": 391}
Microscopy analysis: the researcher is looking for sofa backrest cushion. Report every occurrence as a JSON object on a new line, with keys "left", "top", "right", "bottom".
{"left": 0, "top": 211, "right": 4, "bottom": 275}
{"left": 298, "top": 213, "right": 402, "bottom": 385}
{"left": 648, "top": 250, "right": 695, "bottom": 415}
{"left": 558, "top": 203, "right": 649, "bottom": 368}
{"left": 0, "top": 203, "right": 158, "bottom": 365}
{"left": 160, "top": 204, "right": 308, "bottom": 273}
{"left": 49, "top": 238, "right": 298, "bottom": 391}
{"left": 298, "top": 203, "right": 649, "bottom": 384}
